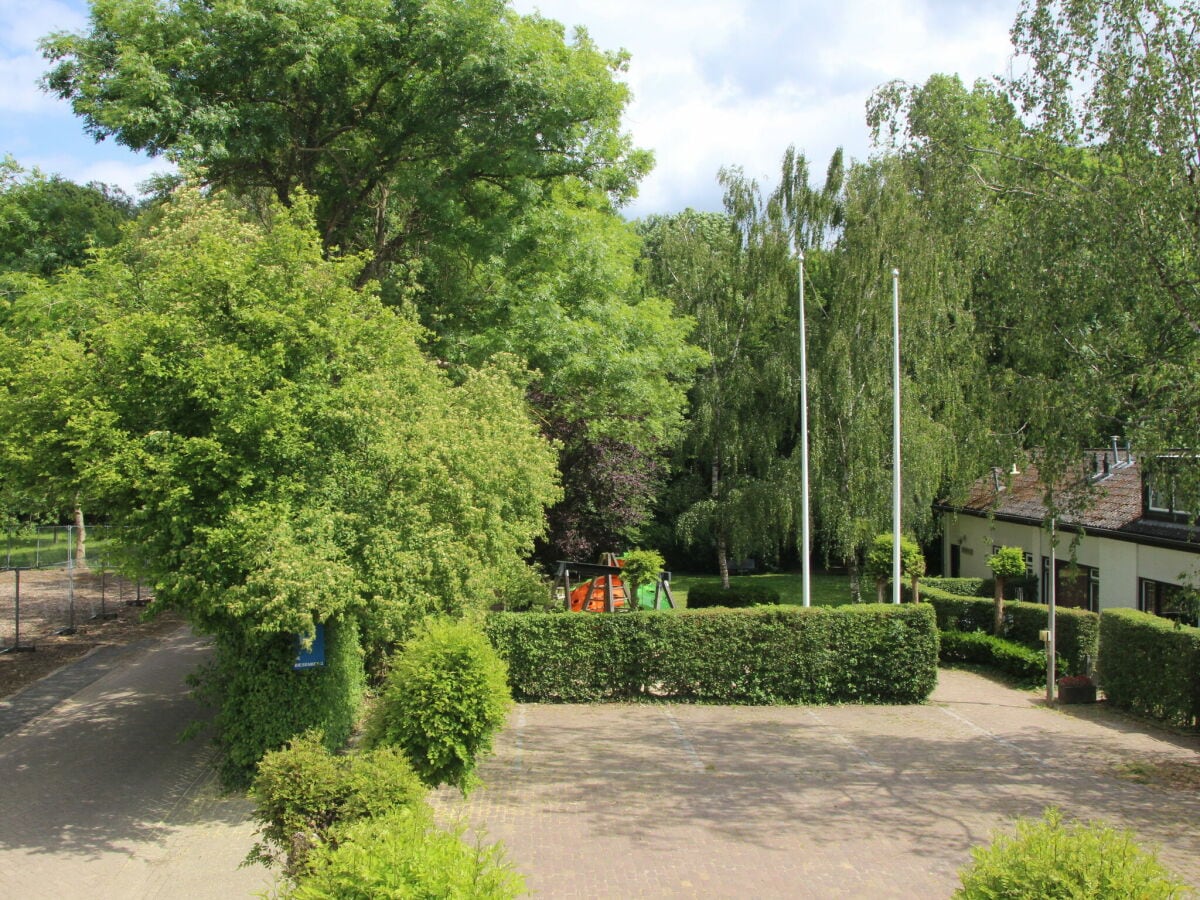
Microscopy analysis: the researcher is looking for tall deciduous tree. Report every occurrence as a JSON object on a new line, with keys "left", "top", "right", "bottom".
{"left": 641, "top": 188, "right": 799, "bottom": 586}
{"left": 0, "top": 187, "right": 561, "bottom": 773}
{"left": 0, "top": 156, "right": 135, "bottom": 279}
{"left": 41, "top": 0, "right": 649, "bottom": 283}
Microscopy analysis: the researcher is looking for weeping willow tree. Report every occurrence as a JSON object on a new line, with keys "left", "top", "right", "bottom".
{"left": 643, "top": 147, "right": 988, "bottom": 586}
{"left": 803, "top": 154, "right": 987, "bottom": 589}
{"left": 640, "top": 167, "right": 802, "bottom": 586}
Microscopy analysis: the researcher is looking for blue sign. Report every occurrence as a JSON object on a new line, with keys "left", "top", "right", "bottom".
{"left": 293, "top": 623, "right": 326, "bottom": 670}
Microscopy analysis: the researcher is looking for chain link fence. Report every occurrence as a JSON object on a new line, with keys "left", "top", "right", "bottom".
{"left": 1, "top": 526, "right": 152, "bottom": 651}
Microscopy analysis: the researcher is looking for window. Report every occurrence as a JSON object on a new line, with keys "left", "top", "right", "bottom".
{"left": 1139, "top": 579, "right": 1198, "bottom": 627}
{"left": 1042, "top": 557, "right": 1099, "bottom": 611}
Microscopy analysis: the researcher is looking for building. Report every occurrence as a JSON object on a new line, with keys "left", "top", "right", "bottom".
{"left": 937, "top": 443, "right": 1200, "bottom": 623}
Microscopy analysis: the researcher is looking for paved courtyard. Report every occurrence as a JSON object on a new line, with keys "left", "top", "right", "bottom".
{"left": 1, "top": 625, "right": 1197, "bottom": 898}
{"left": 434, "top": 672, "right": 1200, "bottom": 898}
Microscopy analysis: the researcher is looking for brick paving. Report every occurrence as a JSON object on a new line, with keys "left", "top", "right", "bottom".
{"left": 433, "top": 672, "right": 1200, "bottom": 899}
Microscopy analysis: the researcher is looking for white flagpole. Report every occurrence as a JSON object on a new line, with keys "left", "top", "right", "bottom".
{"left": 892, "top": 268, "right": 902, "bottom": 604}
{"left": 799, "top": 251, "right": 811, "bottom": 608}
{"left": 1048, "top": 517, "right": 1057, "bottom": 702}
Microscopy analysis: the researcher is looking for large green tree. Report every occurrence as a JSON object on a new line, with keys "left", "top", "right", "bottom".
{"left": 0, "top": 157, "right": 135, "bottom": 280}
{"left": 41, "top": 0, "right": 649, "bottom": 283}
{"left": 41, "top": 0, "right": 698, "bottom": 555}
{"left": 0, "top": 187, "right": 560, "bottom": 775}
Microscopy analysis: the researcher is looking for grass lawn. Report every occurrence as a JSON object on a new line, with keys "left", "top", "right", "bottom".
{"left": 668, "top": 571, "right": 854, "bottom": 608}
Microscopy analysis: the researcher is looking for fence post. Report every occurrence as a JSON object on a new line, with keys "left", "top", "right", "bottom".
{"left": 61, "top": 525, "right": 77, "bottom": 635}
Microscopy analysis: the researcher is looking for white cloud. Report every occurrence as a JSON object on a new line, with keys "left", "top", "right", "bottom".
{"left": 514, "top": 0, "right": 1021, "bottom": 216}
{"left": 29, "top": 153, "right": 174, "bottom": 195}
{"left": 0, "top": 54, "right": 57, "bottom": 113}
{"left": 0, "top": 0, "right": 86, "bottom": 52}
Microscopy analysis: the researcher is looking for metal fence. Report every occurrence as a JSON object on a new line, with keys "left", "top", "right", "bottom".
{"left": 1, "top": 526, "right": 152, "bottom": 651}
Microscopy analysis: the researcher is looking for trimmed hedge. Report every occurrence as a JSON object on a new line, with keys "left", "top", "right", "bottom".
{"left": 201, "top": 617, "right": 365, "bottom": 788}
{"left": 1099, "top": 609, "right": 1200, "bottom": 728}
{"left": 920, "top": 575, "right": 1040, "bottom": 601}
{"left": 685, "top": 583, "right": 782, "bottom": 608}
{"left": 922, "top": 577, "right": 986, "bottom": 597}
{"left": 919, "top": 587, "right": 1098, "bottom": 676}
{"left": 484, "top": 604, "right": 938, "bottom": 705}
{"left": 939, "top": 630, "right": 1060, "bottom": 685}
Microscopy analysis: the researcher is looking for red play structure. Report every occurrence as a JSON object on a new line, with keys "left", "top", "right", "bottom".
{"left": 553, "top": 553, "right": 675, "bottom": 612}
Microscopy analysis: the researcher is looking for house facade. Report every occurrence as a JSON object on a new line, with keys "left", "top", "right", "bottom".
{"left": 937, "top": 447, "right": 1200, "bottom": 623}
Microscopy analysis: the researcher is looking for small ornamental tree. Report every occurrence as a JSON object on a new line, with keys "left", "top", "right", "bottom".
{"left": 621, "top": 548, "right": 665, "bottom": 609}
{"left": 987, "top": 546, "right": 1027, "bottom": 635}
{"left": 865, "top": 533, "right": 925, "bottom": 603}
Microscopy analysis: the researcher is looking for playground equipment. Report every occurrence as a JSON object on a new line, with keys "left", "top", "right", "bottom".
{"left": 553, "top": 553, "right": 675, "bottom": 612}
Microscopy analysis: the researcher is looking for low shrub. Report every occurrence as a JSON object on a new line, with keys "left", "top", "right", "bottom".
{"left": 248, "top": 731, "right": 425, "bottom": 875}
{"left": 485, "top": 604, "right": 938, "bottom": 704}
{"left": 199, "top": 617, "right": 365, "bottom": 788}
{"left": 921, "top": 587, "right": 1098, "bottom": 676}
{"left": 955, "top": 808, "right": 1188, "bottom": 899}
{"left": 284, "top": 811, "right": 525, "bottom": 900}
{"left": 1100, "top": 609, "right": 1200, "bottom": 728}
{"left": 686, "top": 582, "right": 782, "bottom": 608}
{"left": 938, "top": 630, "right": 1058, "bottom": 685}
{"left": 363, "top": 618, "right": 512, "bottom": 792}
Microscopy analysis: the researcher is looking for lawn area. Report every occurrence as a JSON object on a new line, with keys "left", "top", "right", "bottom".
{"left": 668, "top": 571, "right": 853, "bottom": 607}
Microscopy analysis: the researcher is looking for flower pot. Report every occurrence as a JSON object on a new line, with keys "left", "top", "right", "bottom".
{"left": 1057, "top": 682, "right": 1097, "bottom": 704}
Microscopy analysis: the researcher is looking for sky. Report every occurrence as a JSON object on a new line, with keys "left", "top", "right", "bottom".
{"left": 0, "top": 0, "right": 1024, "bottom": 218}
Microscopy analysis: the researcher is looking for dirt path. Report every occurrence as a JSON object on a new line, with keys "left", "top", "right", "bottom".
{"left": 0, "top": 626, "right": 275, "bottom": 899}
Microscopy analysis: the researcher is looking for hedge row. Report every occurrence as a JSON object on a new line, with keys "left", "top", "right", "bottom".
{"left": 685, "top": 583, "right": 781, "bottom": 608}
{"left": 921, "top": 575, "right": 1040, "bottom": 601}
{"left": 919, "top": 586, "right": 1098, "bottom": 676}
{"left": 484, "top": 604, "right": 938, "bottom": 705}
{"left": 1099, "top": 609, "right": 1200, "bottom": 728}
{"left": 938, "top": 630, "right": 1060, "bottom": 685}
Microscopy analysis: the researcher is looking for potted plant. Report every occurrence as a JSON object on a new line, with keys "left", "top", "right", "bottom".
{"left": 1057, "top": 674, "right": 1097, "bottom": 704}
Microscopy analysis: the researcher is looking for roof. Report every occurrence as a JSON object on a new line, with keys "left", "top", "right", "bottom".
{"left": 941, "top": 452, "right": 1200, "bottom": 552}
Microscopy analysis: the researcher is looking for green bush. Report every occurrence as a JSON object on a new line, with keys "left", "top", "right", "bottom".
{"left": 686, "top": 582, "right": 782, "bottom": 608}
{"left": 248, "top": 731, "right": 425, "bottom": 875}
{"left": 364, "top": 618, "right": 512, "bottom": 792}
{"left": 938, "top": 630, "right": 1060, "bottom": 685}
{"left": 922, "top": 577, "right": 987, "bottom": 596}
{"left": 921, "top": 587, "right": 1098, "bottom": 676}
{"left": 1006, "top": 602, "right": 1098, "bottom": 677}
{"left": 199, "top": 617, "right": 365, "bottom": 788}
{"left": 485, "top": 604, "right": 938, "bottom": 704}
{"left": 955, "top": 808, "right": 1187, "bottom": 899}
{"left": 284, "top": 811, "right": 525, "bottom": 900}
{"left": 1100, "top": 609, "right": 1200, "bottom": 728}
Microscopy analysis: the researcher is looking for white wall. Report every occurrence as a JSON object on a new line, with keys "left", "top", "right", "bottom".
{"left": 939, "top": 512, "right": 1198, "bottom": 612}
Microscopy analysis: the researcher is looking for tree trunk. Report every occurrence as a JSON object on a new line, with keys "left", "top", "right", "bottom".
{"left": 717, "top": 533, "right": 730, "bottom": 590}
{"left": 849, "top": 558, "right": 862, "bottom": 603}
{"left": 993, "top": 576, "right": 1005, "bottom": 635}
{"left": 910, "top": 573, "right": 920, "bottom": 603}
{"left": 876, "top": 577, "right": 886, "bottom": 604}
{"left": 73, "top": 498, "right": 86, "bottom": 565}
{"left": 712, "top": 458, "right": 730, "bottom": 589}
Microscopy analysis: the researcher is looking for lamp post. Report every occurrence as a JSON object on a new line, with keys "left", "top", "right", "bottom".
{"left": 798, "top": 251, "right": 811, "bottom": 607}
{"left": 892, "top": 267, "right": 901, "bottom": 604}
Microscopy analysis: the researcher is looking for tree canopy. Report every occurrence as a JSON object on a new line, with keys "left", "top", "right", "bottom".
{"left": 41, "top": 0, "right": 649, "bottom": 281}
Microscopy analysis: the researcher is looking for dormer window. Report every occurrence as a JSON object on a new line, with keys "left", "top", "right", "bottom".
{"left": 1143, "top": 454, "right": 1197, "bottom": 522}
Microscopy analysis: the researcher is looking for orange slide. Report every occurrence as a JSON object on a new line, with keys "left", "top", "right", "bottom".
{"left": 568, "top": 574, "right": 629, "bottom": 612}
